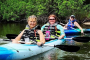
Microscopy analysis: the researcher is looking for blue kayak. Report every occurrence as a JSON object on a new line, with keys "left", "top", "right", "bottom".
{"left": 0, "top": 39, "right": 65, "bottom": 60}
{"left": 64, "top": 29, "right": 90, "bottom": 35}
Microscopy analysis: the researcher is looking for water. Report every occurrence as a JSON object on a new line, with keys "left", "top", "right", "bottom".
{"left": 0, "top": 23, "right": 90, "bottom": 60}
{"left": 0, "top": 23, "right": 26, "bottom": 38}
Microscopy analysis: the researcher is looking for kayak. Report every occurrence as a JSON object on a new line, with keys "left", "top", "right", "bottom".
{"left": 0, "top": 39, "right": 65, "bottom": 60}
{"left": 64, "top": 29, "right": 90, "bottom": 35}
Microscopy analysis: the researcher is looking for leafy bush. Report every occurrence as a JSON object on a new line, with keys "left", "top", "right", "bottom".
{"left": 0, "top": 0, "right": 90, "bottom": 22}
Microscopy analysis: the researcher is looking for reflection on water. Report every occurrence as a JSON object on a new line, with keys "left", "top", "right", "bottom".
{"left": 62, "top": 43, "right": 90, "bottom": 60}
{"left": 0, "top": 23, "right": 26, "bottom": 38}
{"left": 23, "top": 48, "right": 66, "bottom": 60}
{"left": 0, "top": 23, "right": 90, "bottom": 60}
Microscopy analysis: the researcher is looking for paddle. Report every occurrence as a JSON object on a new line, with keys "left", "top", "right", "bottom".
{"left": 44, "top": 44, "right": 80, "bottom": 52}
{"left": 6, "top": 34, "right": 80, "bottom": 52}
{"left": 45, "top": 37, "right": 90, "bottom": 42}
{"left": 6, "top": 34, "right": 90, "bottom": 42}
{"left": 60, "top": 22, "right": 87, "bottom": 35}
{"left": 83, "top": 22, "right": 90, "bottom": 25}
{"left": 66, "top": 37, "right": 90, "bottom": 42}
{"left": 18, "top": 41, "right": 80, "bottom": 52}
{"left": 70, "top": 27, "right": 80, "bottom": 32}
{"left": 60, "top": 22, "right": 82, "bottom": 32}
{"left": 70, "top": 27, "right": 89, "bottom": 36}
{"left": 0, "top": 38, "right": 11, "bottom": 41}
{"left": 60, "top": 23, "right": 82, "bottom": 32}
{"left": 6, "top": 34, "right": 18, "bottom": 39}
{"left": 60, "top": 23, "right": 66, "bottom": 26}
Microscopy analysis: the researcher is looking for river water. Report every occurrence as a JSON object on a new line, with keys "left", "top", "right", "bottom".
{"left": 0, "top": 23, "right": 90, "bottom": 60}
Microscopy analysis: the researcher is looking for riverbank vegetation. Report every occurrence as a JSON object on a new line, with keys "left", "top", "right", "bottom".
{"left": 0, "top": 0, "right": 90, "bottom": 23}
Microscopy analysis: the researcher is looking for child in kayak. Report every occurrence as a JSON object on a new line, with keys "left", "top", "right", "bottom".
{"left": 12, "top": 15, "right": 45, "bottom": 46}
{"left": 41, "top": 14, "right": 65, "bottom": 41}
{"left": 64, "top": 15, "right": 84, "bottom": 34}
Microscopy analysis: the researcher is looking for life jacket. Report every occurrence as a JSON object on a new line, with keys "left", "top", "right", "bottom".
{"left": 67, "top": 19, "right": 77, "bottom": 29}
{"left": 21, "top": 25, "right": 40, "bottom": 43}
{"left": 25, "top": 24, "right": 40, "bottom": 30}
{"left": 43, "top": 22, "right": 61, "bottom": 40}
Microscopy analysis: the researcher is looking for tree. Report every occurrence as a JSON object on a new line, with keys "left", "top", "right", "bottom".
{"left": 0, "top": 0, "right": 90, "bottom": 22}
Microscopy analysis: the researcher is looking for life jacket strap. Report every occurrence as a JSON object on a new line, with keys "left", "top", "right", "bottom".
{"left": 34, "top": 30, "right": 36, "bottom": 37}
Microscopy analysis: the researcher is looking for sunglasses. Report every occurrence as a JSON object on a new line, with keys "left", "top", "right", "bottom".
{"left": 71, "top": 17, "right": 74, "bottom": 18}
{"left": 49, "top": 19, "right": 55, "bottom": 20}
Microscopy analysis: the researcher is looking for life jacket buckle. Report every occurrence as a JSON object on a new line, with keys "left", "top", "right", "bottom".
{"left": 45, "top": 31, "right": 50, "bottom": 40}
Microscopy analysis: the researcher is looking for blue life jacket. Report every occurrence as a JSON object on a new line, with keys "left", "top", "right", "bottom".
{"left": 67, "top": 19, "right": 77, "bottom": 29}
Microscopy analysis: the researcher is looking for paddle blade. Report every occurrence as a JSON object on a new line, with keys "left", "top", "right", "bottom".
{"left": 54, "top": 45, "right": 80, "bottom": 52}
{"left": 36, "top": 25, "right": 41, "bottom": 29}
{"left": 6, "top": 34, "right": 18, "bottom": 39}
{"left": 83, "top": 22, "right": 90, "bottom": 25}
{"left": 72, "top": 37, "right": 90, "bottom": 42}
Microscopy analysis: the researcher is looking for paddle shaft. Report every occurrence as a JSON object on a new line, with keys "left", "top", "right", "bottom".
{"left": 70, "top": 27, "right": 89, "bottom": 36}
{"left": 18, "top": 41, "right": 80, "bottom": 52}
{"left": 6, "top": 32, "right": 90, "bottom": 43}
{"left": 70, "top": 27, "right": 80, "bottom": 32}
{"left": 38, "top": 44, "right": 80, "bottom": 52}
{"left": 45, "top": 37, "right": 72, "bottom": 40}
{"left": 45, "top": 37, "right": 90, "bottom": 42}
{"left": 60, "top": 23, "right": 66, "bottom": 25}
{"left": 6, "top": 34, "right": 90, "bottom": 43}
{"left": 0, "top": 39, "right": 11, "bottom": 41}
{"left": 4, "top": 36, "right": 90, "bottom": 43}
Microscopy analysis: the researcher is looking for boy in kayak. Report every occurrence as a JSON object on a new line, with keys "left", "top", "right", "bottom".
{"left": 12, "top": 15, "right": 45, "bottom": 46}
{"left": 41, "top": 14, "right": 65, "bottom": 41}
{"left": 64, "top": 15, "right": 84, "bottom": 34}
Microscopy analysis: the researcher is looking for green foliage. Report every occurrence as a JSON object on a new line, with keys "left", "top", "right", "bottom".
{"left": 0, "top": 0, "right": 90, "bottom": 22}
{"left": 54, "top": 0, "right": 90, "bottom": 21}
{"left": 0, "top": 0, "right": 26, "bottom": 21}
{"left": 0, "top": 0, "right": 49, "bottom": 21}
